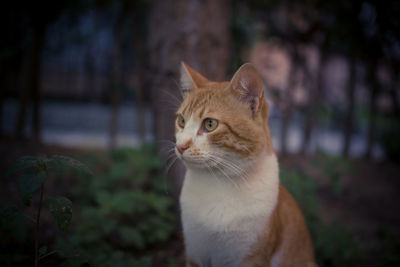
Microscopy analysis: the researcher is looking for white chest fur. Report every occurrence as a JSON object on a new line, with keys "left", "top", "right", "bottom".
{"left": 180, "top": 154, "right": 279, "bottom": 267}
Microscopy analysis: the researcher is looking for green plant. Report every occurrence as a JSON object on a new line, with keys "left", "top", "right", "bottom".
{"left": 1, "top": 155, "right": 91, "bottom": 266}
{"left": 377, "top": 114, "right": 400, "bottom": 162}
{"left": 378, "top": 228, "right": 400, "bottom": 267}
{"left": 55, "top": 145, "right": 177, "bottom": 266}
{"left": 312, "top": 150, "right": 354, "bottom": 196}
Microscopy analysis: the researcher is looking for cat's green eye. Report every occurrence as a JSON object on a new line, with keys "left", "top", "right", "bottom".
{"left": 204, "top": 118, "right": 218, "bottom": 132}
{"left": 177, "top": 114, "right": 185, "bottom": 128}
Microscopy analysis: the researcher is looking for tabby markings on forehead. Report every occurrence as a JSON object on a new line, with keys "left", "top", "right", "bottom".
{"left": 182, "top": 96, "right": 209, "bottom": 116}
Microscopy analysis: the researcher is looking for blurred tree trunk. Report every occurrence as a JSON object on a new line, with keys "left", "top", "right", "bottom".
{"left": 0, "top": 70, "right": 4, "bottom": 135}
{"left": 148, "top": 0, "right": 231, "bottom": 197}
{"left": 342, "top": 58, "right": 357, "bottom": 157}
{"left": 109, "top": 8, "right": 126, "bottom": 149}
{"left": 84, "top": 44, "right": 96, "bottom": 101}
{"left": 0, "top": 89, "right": 3, "bottom": 135}
{"left": 134, "top": 68, "right": 147, "bottom": 142}
{"left": 15, "top": 26, "right": 44, "bottom": 141}
{"left": 132, "top": 32, "right": 147, "bottom": 143}
{"left": 280, "top": 99, "right": 292, "bottom": 157}
{"left": 390, "top": 68, "right": 399, "bottom": 115}
{"left": 301, "top": 52, "right": 325, "bottom": 155}
{"left": 365, "top": 62, "right": 378, "bottom": 159}
{"left": 280, "top": 49, "right": 299, "bottom": 156}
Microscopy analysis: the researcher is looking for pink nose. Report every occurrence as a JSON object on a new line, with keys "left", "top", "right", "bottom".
{"left": 176, "top": 142, "right": 190, "bottom": 154}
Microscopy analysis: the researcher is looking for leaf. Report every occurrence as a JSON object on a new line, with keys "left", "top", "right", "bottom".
{"left": 5, "top": 156, "right": 40, "bottom": 179}
{"left": 0, "top": 205, "right": 21, "bottom": 222}
{"left": 46, "top": 155, "right": 92, "bottom": 177}
{"left": 46, "top": 196, "right": 72, "bottom": 232}
{"left": 18, "top": 169, "right": 46, "bottom": 206}
{"left": 119, "top": 227, "right": 145, "bottom": 249}
{"left": 39, "top": 246, "right": 47, "bottom": 257}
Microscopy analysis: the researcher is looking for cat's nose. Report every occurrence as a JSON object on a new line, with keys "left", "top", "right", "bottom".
{"left": 176, "top": 142, "right": 190, "bottom": 154}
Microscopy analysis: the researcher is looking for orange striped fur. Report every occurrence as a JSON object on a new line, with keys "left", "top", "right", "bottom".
{"left": 176, "top": 62, "right": 316, "bottom": 267}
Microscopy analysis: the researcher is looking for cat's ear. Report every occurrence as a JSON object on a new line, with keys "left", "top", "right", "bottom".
{"left": 230, "top": 63, "right": 264, "bottom": 116}
{"left": 180, "top": 62, "right": 210, "bottom": 95}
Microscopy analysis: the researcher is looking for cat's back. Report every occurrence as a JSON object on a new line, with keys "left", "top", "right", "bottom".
{"left": 244, "top": 184, "right": 316, "bottom": 267}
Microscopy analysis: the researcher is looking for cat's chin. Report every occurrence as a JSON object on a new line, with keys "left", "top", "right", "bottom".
{"left": 179, "top": 158, "right": 208, "bottom": 170}
{"left": 178, "top": 155, "right": 215, "bottom": 171}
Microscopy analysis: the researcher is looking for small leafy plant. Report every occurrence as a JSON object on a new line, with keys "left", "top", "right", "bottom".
{"left": 1, "top": 155, "right": 92, "bottom": 267}
{"left": 56, "top": 145, "right": 177, "bottom": 266}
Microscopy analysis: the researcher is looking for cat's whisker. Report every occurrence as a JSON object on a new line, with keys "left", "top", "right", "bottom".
{"left": 204, "top": 160, "right": 221, "bottom": 186}
{"left": 165, "top": 152, "right": 178, "bottom": 163}
{"left": 164, "top": 156, "right": 178, "bottom": 175}
{"left": 207, "top": 153, "right": 245, "bottom": 176}
{"left": 162, "top": 87, "right": 183, "bottom": 105}
{"left": 156, "top": 140, "right": 176, "bottom": 154}
{"left": 160, "top": 147, "right": 177, "bottom": 158}
{"left": 207, "top": 156, "right": 240, "bottom": 189}
{"left": 208, "top": 154, "right": 251, "bottom": 187}
{"left": 156, "top": 139, "right": 176, "bottom": 147}
{"left": 158, "top": 98, "right": 181, "bottom": 114}
{"left": 159, "top": 97, "right": 181, "bottom": 107}
{"left": 171, "top": 77, "right": 185, "bottom": 99}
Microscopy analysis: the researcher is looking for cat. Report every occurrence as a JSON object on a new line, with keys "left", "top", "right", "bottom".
{"left": 175, "top": 62, "right": 316, "bottom": 267}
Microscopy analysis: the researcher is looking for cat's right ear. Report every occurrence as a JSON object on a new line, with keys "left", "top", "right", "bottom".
{"left": 180, "top": 62, "right": 210, "bottom": 96}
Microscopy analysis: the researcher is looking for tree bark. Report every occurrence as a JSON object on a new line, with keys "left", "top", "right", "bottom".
{"left": 365, "top": 62, "right": 378, "bottom": 159}
{"left": 108, "top": 7, "right": 126, "bottom": 149}
{"left": 148, "top": 0, "right": 231, "bottom": 197}
{"left": 132, "top": 28, "right": 148, "bottom": 143}
{"left": 280, "top": 100, "right": 292, "bottom": 157}
{"left": 342, "top": 58, "right": 357, "bottom": 157}
{"left": 280, "top": 48, "right": 300, "bottom": 157}
{"left": 301, "top": 52, "right": 325, "bottom": 155}
{"left": 15, "top": 26, "right": 44, "bottom": 141}
{"left": 135, "top": 69, "right": 147, "bottom": 143}
{"left": 389, "top": 68, "right": 399, "bottom": 115}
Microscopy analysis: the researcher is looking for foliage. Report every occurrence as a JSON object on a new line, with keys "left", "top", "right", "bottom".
{"left": 46, "top": 197, "right": 73, "bottom": 232}
{"left": 378, "top": 228, "right": 400, "bottom": 267}
{"left": 312, "top": 150, "right": 353, "bottom": 195}
{"left": 376, "top": 113, "right": 400, "bottom": 162}
{"left": 1, "top": 145, "right": 176, "bottom": 266}
{"left": 280, "top": 167, "right": 363, "bottom": 266}
{"left": 55, "top": 144, "right": 176, "bottom": 266}
{"left": 1, "top": 155, "right": 90, "bottom": 266}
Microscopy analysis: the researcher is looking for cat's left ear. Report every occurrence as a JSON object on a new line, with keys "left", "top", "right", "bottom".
{"left": 230, "top": 63, "right": 264, "bottom": 116}
{"left": 180, "top": 62, "right": 210, "bottom": 96}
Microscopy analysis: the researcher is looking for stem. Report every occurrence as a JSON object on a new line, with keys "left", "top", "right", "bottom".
{"left": 34, "top": 184, "right": 44, "bottom": 267}
{"left": 38, "top": 250, "right": 58, "bottom": 260}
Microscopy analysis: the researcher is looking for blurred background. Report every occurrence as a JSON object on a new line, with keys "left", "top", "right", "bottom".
{"left": 1, "top": 0, "right": 400, "bottom": 266}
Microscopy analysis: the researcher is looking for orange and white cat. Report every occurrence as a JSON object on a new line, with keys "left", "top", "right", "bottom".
{"left": 175, "top": 62, "right": 316, "bottom": 267}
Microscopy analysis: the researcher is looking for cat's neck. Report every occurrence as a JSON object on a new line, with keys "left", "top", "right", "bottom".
{"left": 181, "top": 151, "right": 279, "bottom": 231}
{"left": 186, "top": 150, "right": 278, "bottom": 189}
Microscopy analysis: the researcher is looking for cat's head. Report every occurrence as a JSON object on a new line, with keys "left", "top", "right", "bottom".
{"left": 175, "top": 62, "right": 273, "bottom": 175}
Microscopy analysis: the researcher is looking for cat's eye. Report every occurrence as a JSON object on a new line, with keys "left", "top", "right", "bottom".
{"left": 177, "top": 114, "right": 185, "bottom": 128}
{"left": 204, "top": 118, "right": 218, "bottom": 132}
